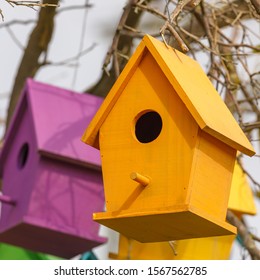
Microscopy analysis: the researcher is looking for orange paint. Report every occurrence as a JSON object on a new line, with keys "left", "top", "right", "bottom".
{"left": 82, "top": 35, "right": 255, "bottom": 242}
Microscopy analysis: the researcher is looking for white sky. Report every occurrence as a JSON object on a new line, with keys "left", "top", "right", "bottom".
{"left": 0, "top": 0, "right": 127, "bottom": 137}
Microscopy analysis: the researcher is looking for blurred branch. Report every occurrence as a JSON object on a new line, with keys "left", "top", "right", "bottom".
{"left": 248, "top": 0, "right": 260, "bottom": 15}
{"left": 88, "top": 0, "right": 150, "bottom": 96}
{"left": 237, "top": 156, "right": 260, "bottom": 197}
{"left": 242, "top": 121, "right": 260, "bottom": 133}
{"left": 0, "top": 19, "right": 35, "bottom": 28}
{"left": 102, "top": 0, "right": 140, "bottom": 78}
{"left": 40, "top": 43, "right": 97, "bottom": 67}
{"left": 0, "top": 4, "right": 92, "bottom": 27}
{"left": 5, "top": 24, "right": 24, "bottom": 49}
{"left": 5, "top": 0, "right": 59, "bottom": 129}
{"left": 227, "top": 210, "right": 260, "bottom": 260}
{"left": 5, "top": 0, "right": 58, "bottom": 8}
{"left": 252, "top": 233, "right": 260, "bottom": 243}
{"left": 134, "top": 2, "right": 167, "bottom": 20}
{"left": 57, "top": 3, "right": 92, "bottom": 13}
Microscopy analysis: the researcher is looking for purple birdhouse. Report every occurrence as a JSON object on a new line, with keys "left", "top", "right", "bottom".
{"left": 0, "top": 79, "right": 106, "bottom": 258}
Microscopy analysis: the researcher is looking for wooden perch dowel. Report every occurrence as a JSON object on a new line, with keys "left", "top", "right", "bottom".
{"left": 130, "top": 172, "right": 150, "bottom": 187}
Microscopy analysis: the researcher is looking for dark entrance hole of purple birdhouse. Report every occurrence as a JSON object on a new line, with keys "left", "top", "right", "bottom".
{"left": 17, "top": 143, "right": 29, "bottom": 169}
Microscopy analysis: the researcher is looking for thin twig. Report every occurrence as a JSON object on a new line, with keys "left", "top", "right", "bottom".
{"left": 40, "top": 43, "right": 97, "bottom": 67}
{"left": 102, "top": 0, "right": 139, "bottom": 77}
{"left": 134, "top": 2, "right": 168, "bottom": 20}
{"left": 160, "top": 0, "right": 202, "bottom": 52}
{"left": 237, "top": 156, "right": 260, "bottom": 189}
{"left": 5, "top": 0, "right": 59, "bottom": 8}
{"left": 0, "top": 19, "right": 35, "bottom": 28}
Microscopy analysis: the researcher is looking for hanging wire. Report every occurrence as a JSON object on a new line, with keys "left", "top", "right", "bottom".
{"left": 168, "top": 240, "right": 178, "bottom": 256}
{"left": 71, "top": 0, "right": 90, "bottom": 89}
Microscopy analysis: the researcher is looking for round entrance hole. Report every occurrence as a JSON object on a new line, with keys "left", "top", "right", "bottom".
{"left": 135, "top": 111, "right": 162, "bottom": 143}
{"left": 17, "top": 143, "right": 29, "bottom": 169}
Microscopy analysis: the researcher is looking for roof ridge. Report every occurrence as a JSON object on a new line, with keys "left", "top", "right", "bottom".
{"left": 82, "top": 34, "right": 255, "bottom": 156}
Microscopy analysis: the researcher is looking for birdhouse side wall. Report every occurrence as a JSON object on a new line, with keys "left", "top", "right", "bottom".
{"left": 0, "top": 96, "right": 39, "bottom": 232}
{"left": 26, "top": 156, "right": 105, "bottom": 239}
{"left": 188, "top": 130, "right": 236, "bottom": 221}
{"left": 98, "top": 52, "right": 199, "bottom": 213}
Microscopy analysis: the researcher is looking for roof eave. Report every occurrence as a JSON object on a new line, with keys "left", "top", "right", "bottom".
{"left": 82, "top": 34, "right": 255, "bottom": 157}
{"left": 81, "top": 40, "right": 148, "bottom": 149}
{"left": 143, "top": 35, "right": 255, "bottom": 157}
{"left": 203, "top": 126, "right": 255, "bottom": 157}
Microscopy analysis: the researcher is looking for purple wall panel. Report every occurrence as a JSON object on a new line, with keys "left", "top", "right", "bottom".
{"left": 0, "top": 79, "right": 106, "bottom": 258}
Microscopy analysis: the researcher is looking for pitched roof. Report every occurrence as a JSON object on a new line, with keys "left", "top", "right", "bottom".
{"left": 0, "top": 79, "right": 103, "bottom": 172}
{"left": 82, "top": 35, "right": 255, "bottom": 156}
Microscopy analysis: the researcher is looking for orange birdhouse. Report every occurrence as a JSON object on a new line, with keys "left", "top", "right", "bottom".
{"left": 82, "top": 35, "right": 255, "bottom": 242}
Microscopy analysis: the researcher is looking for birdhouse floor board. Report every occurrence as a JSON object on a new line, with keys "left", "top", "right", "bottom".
{"left": 93, "top": 207, "right": 236, "bottom": 242}
{"left": 0, "top": 222, "right": 105, "bottom": 259}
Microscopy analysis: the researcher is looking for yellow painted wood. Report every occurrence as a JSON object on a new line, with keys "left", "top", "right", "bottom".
{"left": 143, "top": 36, "right": 255, "bottom": 156}
{"left": 81, "top": 35, "right": 253, "bottom": 242}
{"left": 109, "top": 234, "right": 235, "bottom": 260}
{"left": 99, "top": 53, "right": 198, "bottom": 213}
{"left": 189, "top": 130, "right": 237, "bottom": 221}
{"left": 228, "top": 160, "right": 257, "bottom": 215}
{"left": 82, "top": 46, "right": 148, "bottom": 150}
{"left": 93, "top": 204, "right": 236, "bottom": 242}
{"left": 130, "top": 172, "right": 150, "bottom": 187}
{"left": 82, "top": 35, "right": 255, "bottom": 156}
{"left": 109, "top": 166, "right": 255, "bottom": 260}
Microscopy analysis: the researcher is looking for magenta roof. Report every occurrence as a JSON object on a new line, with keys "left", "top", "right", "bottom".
{"left": 1, "top": 79, "right": 103, "bottom": 170}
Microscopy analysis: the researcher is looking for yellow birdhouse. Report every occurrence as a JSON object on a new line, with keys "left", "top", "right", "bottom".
{"left": 109, "top": 234, "right": 235, "bottom": 260}
{"left": 229, "top": 160, "right": 257, "bottom": 217}
{"left": 82, "top": 35, "right": 255, "bottom": 242}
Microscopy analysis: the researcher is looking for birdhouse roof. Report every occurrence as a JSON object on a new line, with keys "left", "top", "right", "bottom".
{"left": 82, "top": 35, "right": 255, "bottom": 156}
{"left": 0, "top": 79, "right": 103, "bottom": 172}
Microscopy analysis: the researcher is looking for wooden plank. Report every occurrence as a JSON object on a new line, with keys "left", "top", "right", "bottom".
{"left": 93, "top": 205, "right": 236, "bottom": 242}
{"left": 99, "top": 52, "right": 198, "bottom": 212}
{"left": 188, "top": 130, "right": 236, "bottom": 221}
{"left": 143, "top": 35, "right": 255, "bottom": 156}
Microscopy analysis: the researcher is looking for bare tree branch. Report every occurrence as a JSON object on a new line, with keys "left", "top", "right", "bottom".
{"left": 5, "top": 0, "right": 59, "bottom": 129}
{"left": 5, "top": 0, "right": 58, "bottom": 8}
{"left": 248, "top": 0, "right": 260, "bottom": 14}
{"left": 227, "top": 210, "right": 260, "bottom": 260}
{"left": 87, "top": 0, "right": 151, "bottom": 97}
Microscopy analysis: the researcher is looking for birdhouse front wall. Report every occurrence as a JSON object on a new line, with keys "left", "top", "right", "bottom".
{"left": 98, "top": 52, "right": 199, "bottom": 213}
{"left": 26, "top": 157, "right": 104, "bottom": 239}
{"left": 0, "top": 96, "right": 39, "bottom": 232}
